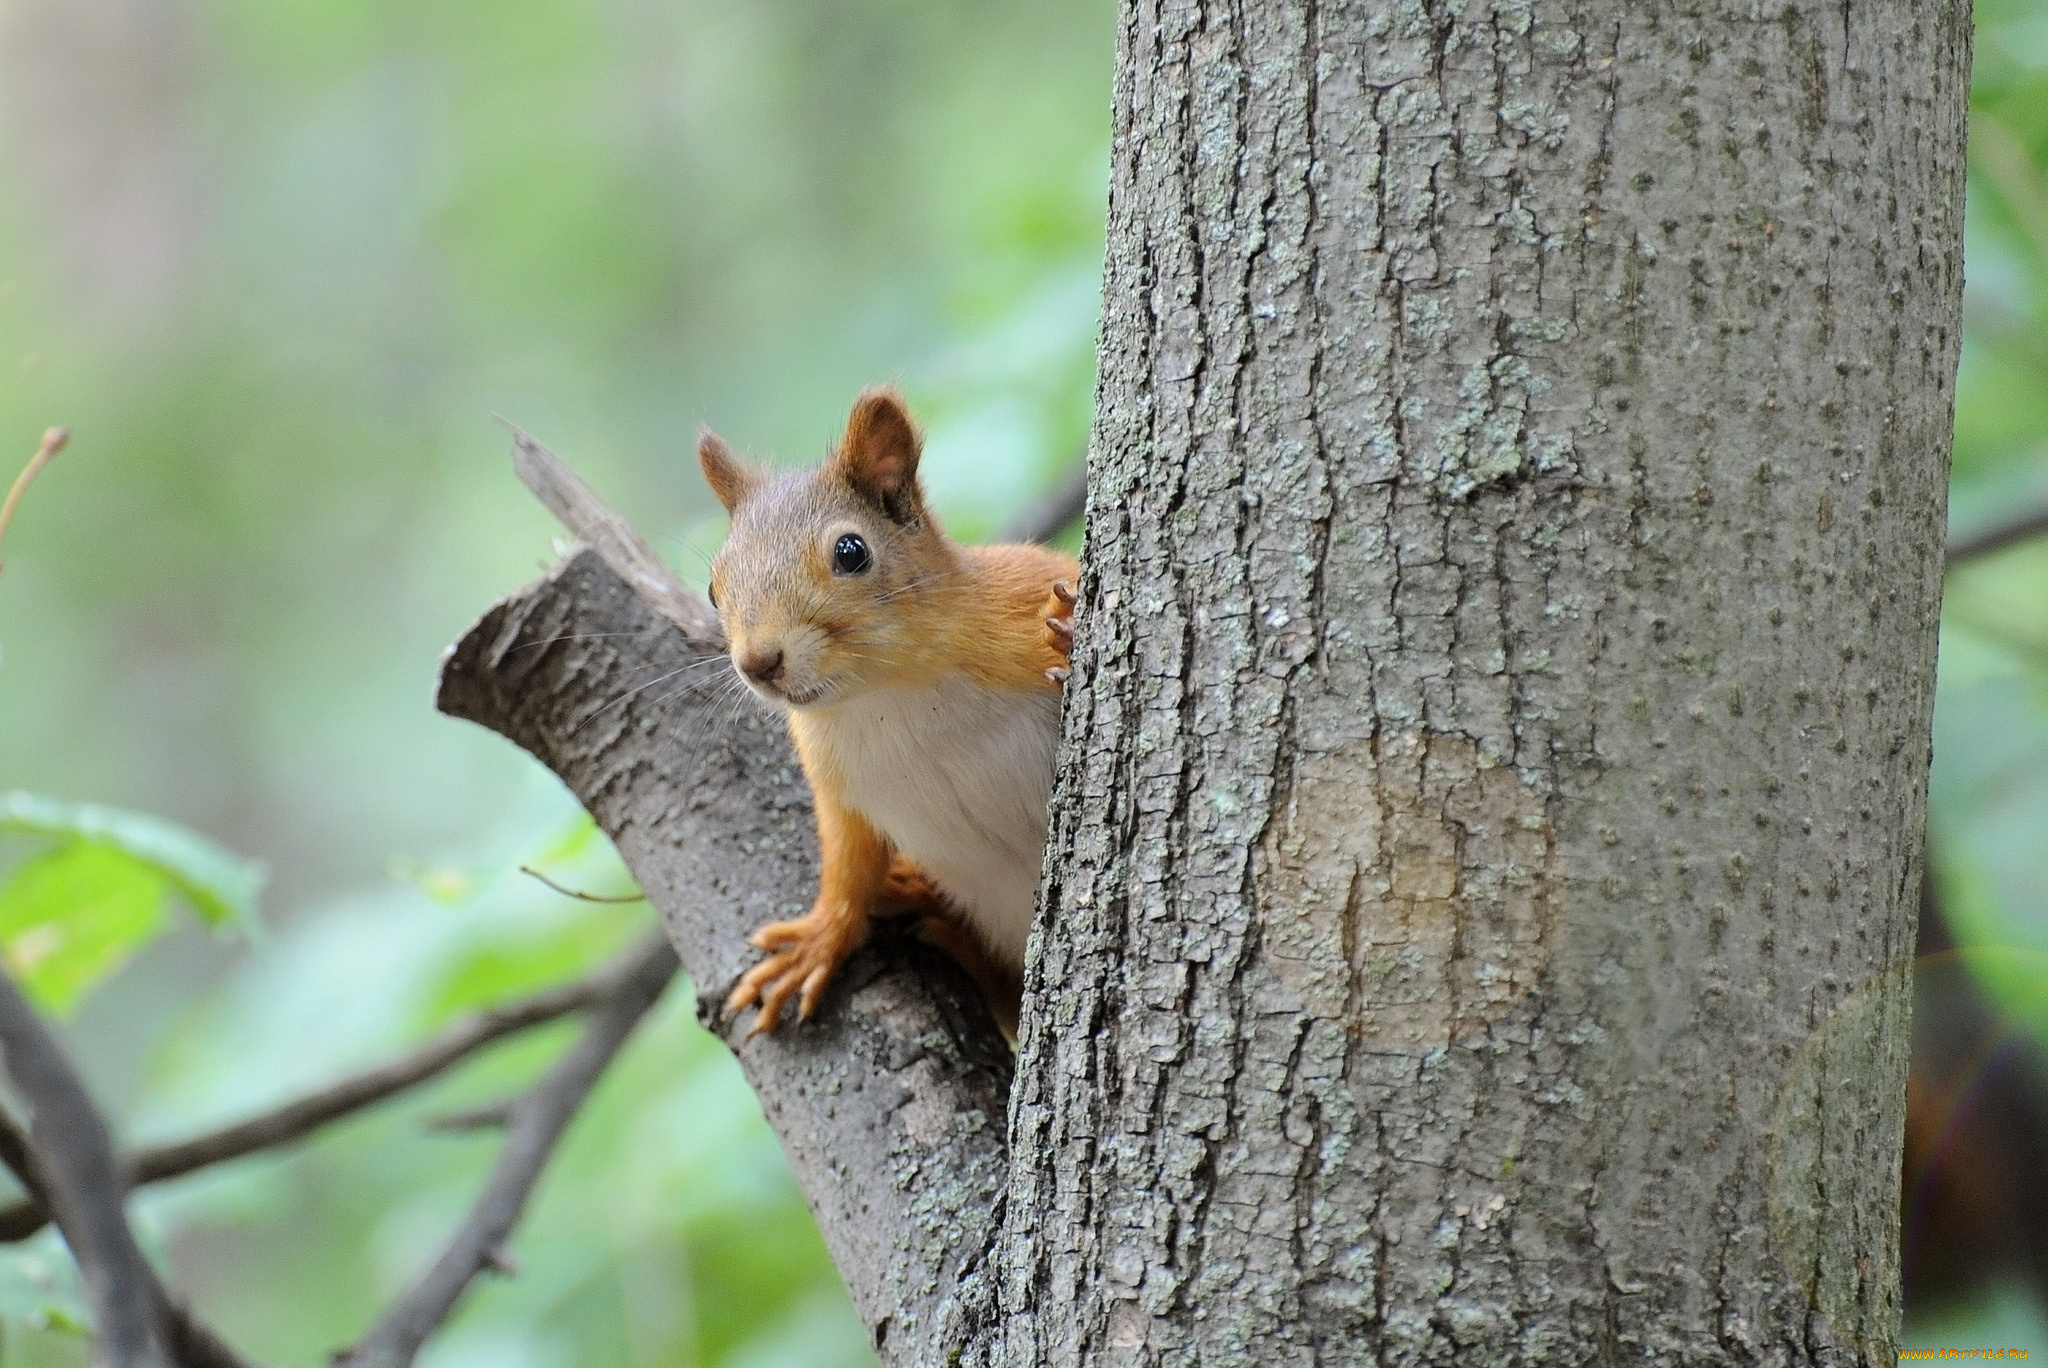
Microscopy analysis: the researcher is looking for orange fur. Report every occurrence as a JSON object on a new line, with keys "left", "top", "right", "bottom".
{"left": 834, "top": 387, "right": 922, "bottom": 518}
{"left": 697, "top": 428, "right": 763, "bottom": 513}
{"left": 956, "top": 544, "right": 1079, "bottom": 692}
{"left": 706, "top": 388, "right": 1079, "bottom": 1034}
{"left": 915, "top": 914, "right": 1023, "bottom": 1038}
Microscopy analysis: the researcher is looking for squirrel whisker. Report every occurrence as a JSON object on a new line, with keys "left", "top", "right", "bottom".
{"left": 572, "top": 662, "right": 717, "bottom": 735}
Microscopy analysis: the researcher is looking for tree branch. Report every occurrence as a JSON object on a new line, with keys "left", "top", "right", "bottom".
{"left": 433, "top": 427, "right": 1013, "bottom": 1365}
{"left": 0, "top": 935, "right": 679, "bottom": 1368}
{"left": 501, "top": 421, "right": 719, "bottom": 641}
{"left": 0, "top": 1107, "right": 259, "bottom": 1368}
{"left": 516, "top": 865, "right": 645, "bottom": 903}
{"left": 0, "top": 970, "right": 173, "bottom": 1367}
{"left": 0, "top": 427, "right": 67, "bottom": 578}
{"left": 0, "top": 934, "right": 667, "bottom": 1244}
{"left": 333, "top": 936, "right": 678, "bottom": 1368}
{"left": 997, "top": 460, "right": 1086, "bottom": 545}
{"left": 1946, "top": 494, "right": 2048, "bottom": 567}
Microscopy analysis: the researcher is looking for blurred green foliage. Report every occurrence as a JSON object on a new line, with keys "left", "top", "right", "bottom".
{"left": 1905, "top": 1, "right": 2048, "bottom": 1352}
{"left": 0, "top": 0, "right": 1108, "bottom": 1362}
{"left": 2, "top": 837, "right": 178, "bottom": 1014}
{"left": 2, "top": 0, "right": 2048, "bottom": 1362}
{"left": 1939, "top": 5, "right": 2048, "bottom": 1030}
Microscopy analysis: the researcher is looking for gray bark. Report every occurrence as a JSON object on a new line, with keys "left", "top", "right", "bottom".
{"left": 994, "top": 2, "right": 1968, "bottom": 1366}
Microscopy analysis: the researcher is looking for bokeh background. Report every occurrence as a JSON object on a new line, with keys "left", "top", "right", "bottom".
{"left": 0, "top": 0, "right": 2044, "bottom": 1362}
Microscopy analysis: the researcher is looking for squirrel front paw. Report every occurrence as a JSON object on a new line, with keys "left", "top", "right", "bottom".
{"left": 725, "top": 901, "right": 867, "bottom": 1035}
{"left": 1043, "top": 579, "right": 1077, "bottom": 684}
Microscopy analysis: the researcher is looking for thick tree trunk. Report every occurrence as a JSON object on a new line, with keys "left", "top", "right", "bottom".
{"left": 994, "top": 2, "right": 1967, "bottom": 1365}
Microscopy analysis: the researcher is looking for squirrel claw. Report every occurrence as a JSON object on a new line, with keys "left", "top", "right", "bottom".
{"left": 1041, "top": 579, "right": 1079, "bottom": 673}
{"left": 727, "top": 906, "right": 863, "bottom": 1034}
{"left": 729, "top": 951, "right": 816, "bottom": 1036}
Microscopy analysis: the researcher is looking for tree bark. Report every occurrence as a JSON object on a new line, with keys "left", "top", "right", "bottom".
{"left": 993, "top": 2, "right": 1968, "bottom": 1366}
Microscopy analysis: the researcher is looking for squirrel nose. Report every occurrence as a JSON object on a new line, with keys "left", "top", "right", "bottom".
{"left": 739, "top": 649, "right": 785, "bottom": 686}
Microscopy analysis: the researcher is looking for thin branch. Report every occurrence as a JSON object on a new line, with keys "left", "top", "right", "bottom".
{"left": 425, "top": 1100, "right": 514, "bottom": 1133}
{"left": 517, "top": 865, "right": 646, "bottom": 903}
{"left": 499, "top": 419, "right": 721, "bottom": 643}
{"left": 996, "top": 459, "right": 1087, "bottom": 545}
{"left": 0, "top": 970, "right": 172, "bottom": 1367}
{"left": 0, "top": 934, "right": 669, "bottom": 1243}
{"left": 0, "top": 935, "right": 674, "bottom": 1367}
{"left": 0, "top": 1097, "right": 263, "bottom": 1368}
{"left": 1947, "top": 495, "right": 2048, "bottom": 567}
{"left": 0, "top": 1104, "right": 43, "bottom": 1202}
{"left": 333, "top": 936, "right": 678, "bottom": 1368}
{"left": 150, "top": 1294, "right": 262, "bottom": 1368}
{"left": 0, "top": 427, "right": 68, "bottom": 577}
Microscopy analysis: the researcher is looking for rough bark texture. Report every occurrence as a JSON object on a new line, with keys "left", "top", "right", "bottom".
{"left": 994, "top": 2, "right": 1968, "bottom": 1365}
{"left": 436, "top": 549, "right": 1012, "bottom": 1362}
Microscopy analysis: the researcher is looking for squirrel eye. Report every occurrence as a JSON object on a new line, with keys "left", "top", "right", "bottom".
{"left": 832, "top": 533, "right": 873, "bottom": 576}
{"left": 706, "top": 580, "right": 719, "bottom": 609}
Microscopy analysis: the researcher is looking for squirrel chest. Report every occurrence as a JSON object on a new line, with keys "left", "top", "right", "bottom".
{"left": 792, "top": 676, "right": 1061, "bottom": 967}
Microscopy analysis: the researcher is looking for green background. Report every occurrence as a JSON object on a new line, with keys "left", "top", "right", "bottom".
{"left": 0, "top": 0, "right": 2043, "bottom": 1361}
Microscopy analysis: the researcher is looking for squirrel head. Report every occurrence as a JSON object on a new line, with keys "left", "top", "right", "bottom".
{"left": 700, "top": 387, "right": 962, "bottom": 711}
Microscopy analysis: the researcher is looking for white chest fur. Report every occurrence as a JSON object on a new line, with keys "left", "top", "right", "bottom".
{"left": 801, "top": 678, "right": 1062, "bottom": 966}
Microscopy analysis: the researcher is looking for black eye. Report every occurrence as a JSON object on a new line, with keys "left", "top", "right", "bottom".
{"left": 832, "top": 533, "right": 873, "bottom": 576}
{"left": 706, "top": 580, "right": 719, "bottom": 609}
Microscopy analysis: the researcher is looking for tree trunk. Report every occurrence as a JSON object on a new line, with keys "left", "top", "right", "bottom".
{"left": 993, "top": 2, "right": 1968, "bottom": 1365}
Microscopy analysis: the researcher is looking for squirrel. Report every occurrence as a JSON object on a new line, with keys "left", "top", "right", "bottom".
{"left": 697, "top": 386, "right": 1079, "bottom": 1037}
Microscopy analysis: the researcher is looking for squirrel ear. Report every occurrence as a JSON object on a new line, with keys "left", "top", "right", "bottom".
{"left": 834, "top": 387, "right": 924, "bottom": 524}
{"left": 698, "top": 428, "right": 759, "bottom": 513}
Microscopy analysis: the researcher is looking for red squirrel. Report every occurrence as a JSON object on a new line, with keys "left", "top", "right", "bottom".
{"left": 698, "top": 387, "right": 1078, "bottom": 1035}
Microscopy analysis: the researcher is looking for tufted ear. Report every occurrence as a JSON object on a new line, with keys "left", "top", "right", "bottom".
{"left": 698, "top": 427, "right": 761, "bottom": 513}
{"left": 832, "top": 387, "right": 925, "bottom": 525}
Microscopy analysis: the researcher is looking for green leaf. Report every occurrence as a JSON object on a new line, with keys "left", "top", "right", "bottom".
{"left": 0, "top": 791, "right": 263, "bottom": 935}
{"left": 37, "top": 1306, "right": 89, "bottom": 1336}
{"left": 0, "top": 843, "right": 168, "bottom": 1015}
